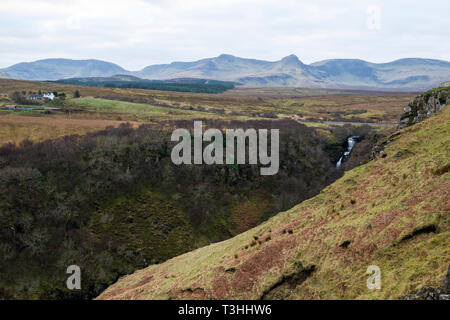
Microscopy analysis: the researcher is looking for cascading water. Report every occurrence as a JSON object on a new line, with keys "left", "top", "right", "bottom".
{"left": 336, "top": 136, "right": 359, "bottom": 168}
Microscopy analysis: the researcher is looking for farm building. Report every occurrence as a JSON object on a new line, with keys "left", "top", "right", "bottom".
{"left": 29, "top": 92, "right": 55, "bottom": 100}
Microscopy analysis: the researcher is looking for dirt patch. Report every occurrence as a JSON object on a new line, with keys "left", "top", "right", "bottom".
{"left": 339, "top": 240, "right": 352, "bottom": 248}
{"left": 434, "top": 163, "right": 450, "bottom": 176}
{"left": 175, "top": 287, "right": 207, "bottom": 299}
{"left": 211, "top": 237, "right": 298, "bottom": 298}
{"left": 261, "top": 263, "right": 316, "bottom": 300}
{"left": 399, "top": 224, "right": 438, "bottom": 243}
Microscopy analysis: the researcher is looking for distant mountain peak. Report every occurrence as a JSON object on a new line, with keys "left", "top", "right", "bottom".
{"left": 283, "top": 53, "right": 299, "bottom": 59}
{"left": 1, "top": 55, "right": 449, "bottom": 90}
{"left": 280, "top": 54, "right": 304, "bottom": 66}
{"left": 215, "top": 54, "right": 237, "bottom": 61}
{"left": 217, "top": 53, "right": 235, "bottom": 58}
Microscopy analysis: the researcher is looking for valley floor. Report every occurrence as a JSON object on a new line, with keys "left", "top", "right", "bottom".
{"left": 0, "top": 79, "right": 414, "bottom": 145}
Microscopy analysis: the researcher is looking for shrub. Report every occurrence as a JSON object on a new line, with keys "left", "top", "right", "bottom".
{"left": 10, "top": 91, "right": 33, "bottom": 105}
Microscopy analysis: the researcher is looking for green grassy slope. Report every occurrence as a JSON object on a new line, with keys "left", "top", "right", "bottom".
{"left": 98, "top": 106, "right": 449, "bottom": 300}
{"left": 65, "top": 97, "right": 221, "bottom": 120}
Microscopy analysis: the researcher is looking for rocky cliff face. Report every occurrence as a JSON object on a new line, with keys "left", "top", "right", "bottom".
{"left": 399, "top": 87, "right": 449, "bottom": 129}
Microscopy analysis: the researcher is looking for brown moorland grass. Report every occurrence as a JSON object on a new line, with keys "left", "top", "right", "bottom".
{"left": 0, "top": 79, "right": 415, "bottom": 123}
{"left": 0, "top": 78, "right": 414, "bottom": 148}
{"left": 0, "top": 114, "right": 142, "bottom": 145}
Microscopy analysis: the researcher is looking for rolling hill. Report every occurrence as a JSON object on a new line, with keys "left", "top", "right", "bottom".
{"left": 98, "top": 91, "right": 449, "bottom": 300}
{"left": 0, "top": 59, "right": 127, "bottom": 81}
{"left": 1, "top": 55, "right": 449, "bottom": 90}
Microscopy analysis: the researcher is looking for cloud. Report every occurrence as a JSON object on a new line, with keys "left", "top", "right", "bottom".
{"left": 0, "top": 0, "right": 448, "bottom": 69}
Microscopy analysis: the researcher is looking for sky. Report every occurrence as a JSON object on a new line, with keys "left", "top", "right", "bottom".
{"left": 1, "top": 0, "right": 449, "bottom": 70}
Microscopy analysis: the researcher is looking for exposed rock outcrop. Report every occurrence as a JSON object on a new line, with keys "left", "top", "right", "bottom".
{"left": 404, "top": 265, "right": 450, "bottom": 300}
{"left": 372, "top": 86, "right": 449, "bottom": 160}
{"left": 398, "top": 87, "right": 449, "bottom": 129}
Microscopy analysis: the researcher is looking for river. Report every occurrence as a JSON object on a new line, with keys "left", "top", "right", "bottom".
{"left": 297, "top": 120, "right": 396, "bottom": 127}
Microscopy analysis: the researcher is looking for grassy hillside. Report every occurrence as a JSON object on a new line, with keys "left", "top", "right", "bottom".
{"left": 98, "top": 106, "right": 449, "bottom": 300}
{"left": 64, "top": 97, "right": 247, "bottom": 121}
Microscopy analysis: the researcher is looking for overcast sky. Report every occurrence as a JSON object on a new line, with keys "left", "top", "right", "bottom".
{"left": 1, "top": 0, "right": 449, "bottom": 70}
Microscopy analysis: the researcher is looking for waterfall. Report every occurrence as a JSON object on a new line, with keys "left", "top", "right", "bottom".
{"left": 336, "top": 136, "right": 359, "bottom": 168}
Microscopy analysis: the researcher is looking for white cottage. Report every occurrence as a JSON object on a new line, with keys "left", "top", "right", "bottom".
{"left": 29, "top": 92, "right": 55, "bottom": 100}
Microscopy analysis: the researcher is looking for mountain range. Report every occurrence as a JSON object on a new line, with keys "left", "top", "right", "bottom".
{"left": 1, "top": 54, "right": 450, "bottom": 90}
